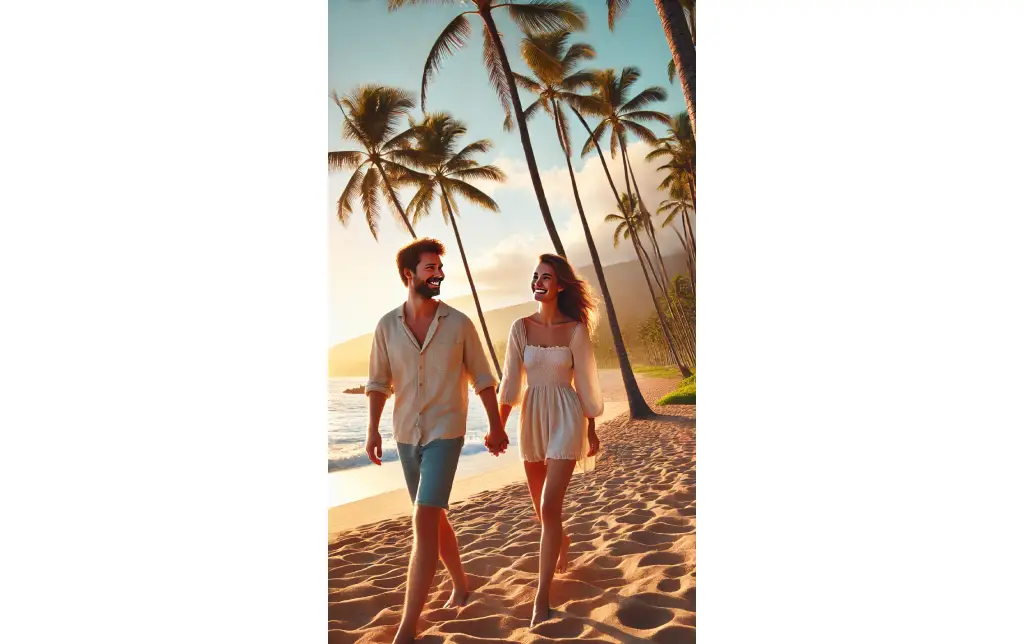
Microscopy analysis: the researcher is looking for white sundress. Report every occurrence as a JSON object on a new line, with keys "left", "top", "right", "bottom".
{"left": 499, "top": 318, "right": 605, "bottom": 472}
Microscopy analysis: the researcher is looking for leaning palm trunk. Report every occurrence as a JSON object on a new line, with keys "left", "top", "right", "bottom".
{"left": 574, "top": 107, "right": 691, "bottom": 377}
{"left": 672, "top": 223, "right": 696, "bottom": 297}
{"left": 552, "top": 105, "right": 654, "bottom": 418}
{"left": 619, "top": 154, "right": 690, "bottom": 378}
{"left": 654, "top": 0, "right": 696, "bottom": 137}
{"left": 479, "top": 7, "right": 566, "bottom": 256}
{"left": 439, "top": 185, "right": 502, "bottom": 378}
{"left": 625, "top": 151, "right": 674, "bottom": 296}
{"left": 619, "top": 135, "right": 693, "bottom": 371}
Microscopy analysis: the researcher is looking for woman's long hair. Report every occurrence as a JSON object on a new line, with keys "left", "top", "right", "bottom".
{"left": 538, "top": 253, "right": 599, "bottom": 335}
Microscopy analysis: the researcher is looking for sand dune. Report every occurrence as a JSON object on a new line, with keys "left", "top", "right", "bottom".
{"left": 328, "top": 378, "right": 696, "bottom": 643}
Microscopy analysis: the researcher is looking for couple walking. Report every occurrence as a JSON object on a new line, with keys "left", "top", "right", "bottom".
{"left": 363, "top": 237, "right": 605, "bottom": 643}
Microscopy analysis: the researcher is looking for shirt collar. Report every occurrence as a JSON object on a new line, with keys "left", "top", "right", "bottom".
{"left": 395, "top": 300, "right": 449, "bottom": 319}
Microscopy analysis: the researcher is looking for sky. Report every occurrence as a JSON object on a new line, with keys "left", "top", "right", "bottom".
{"left": 328, "top": 0, "right": 686, "bottom": 346}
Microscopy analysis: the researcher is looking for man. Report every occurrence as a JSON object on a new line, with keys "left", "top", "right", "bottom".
{"left": 364, "top": 237, "right": 509, "bottom": 644}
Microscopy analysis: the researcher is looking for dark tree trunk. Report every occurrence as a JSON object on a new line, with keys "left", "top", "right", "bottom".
{"left": 655, "top": 0, "right": 696, "bottom": 137}
{"left": 553, "top": 104, "right": 654, "bottom": 418}
{"left": 480, "top": 8, "right": 565, "bottom": 256}
{"left": 440, "top": 185, "right": 502, "bottom": 379}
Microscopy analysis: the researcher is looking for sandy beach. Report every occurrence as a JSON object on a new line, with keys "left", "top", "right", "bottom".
{"left": 328, "top": 374, "right": 696, "bottom": 643}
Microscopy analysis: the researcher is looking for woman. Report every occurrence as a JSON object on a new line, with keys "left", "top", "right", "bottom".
{"left": 498, "top": 253, "right": 604, "bottom": 626}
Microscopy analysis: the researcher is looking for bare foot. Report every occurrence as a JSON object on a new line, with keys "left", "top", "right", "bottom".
{"left": 556, "top": 534, "right": 571, "bottom": 573}
{"left": 443, "top": 574, "right": 471, "bottom": 609}
{"left": 530, "top": 602, "right": 551, "bottom": 628}
{"left": 391, "top": 624, "right": 415, "bottom": 644}
{"left": 443, "top": 586, "right": 470, "bottom": 609}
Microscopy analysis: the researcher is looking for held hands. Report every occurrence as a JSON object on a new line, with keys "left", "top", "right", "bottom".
{"left": 365, "top": 428, "right": 383, "bottom": 466}
{"left": 484, "top": 423, "right": 509, "bottom": 457}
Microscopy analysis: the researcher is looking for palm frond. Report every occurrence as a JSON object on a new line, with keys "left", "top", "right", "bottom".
{"left": 449, "top": 139, "right": 493, "bottom": 167}
{"left": 360, "top": 166, "right": 383, "bottom": 240}
{"left": 328, "top": 150, "right": 364, "bottom": 172}
{"left": 605, "top": 0, "right": 631, "bottom": 31}
{"left": 512, "top": 72, "right": 544, "bottom": 94}
{"left": 481, "top": 25, "right": 514, "bottom": 131}
{"left": 421, "top": 14, "right": 473, "bottom": 109}
{"left": 519, "top": 32, "right": 565, "bottom": 82}
{"left": 450, "top": 165, "right": 506, "bottom": 183}
{"left": 337, "top": 167, "right": 365, "bottom": 225}
{"left": 667, "top": 59, "right": 676, "bottom": 83}
{"left": 561, "top": 70, "right": 595, "bottom": 92}
{"left": 623, "top": 120, "right": 659, "bottom": 143}
{"left": 504, "top": 1, "right": 586, "bottom": 34}
{"left": 340, "top": 85, "right": 417, "bottom": 149}
{"left": 622, "top": 86, "right": 668, "bottom": 112}
{"left": 617, "top": 66, "right": 641, "bottom": 99}
{"left": 522, "top": 98, "right": 547, "bottom": 122}
{"left": 564, "top": 42, "right": 595, "bottom": 64}
{"left": 407, "top": 182, "right": 437, "bottom": 225}
{"left": 388, "top": 0, "right": 461, "bottom": 9}
{"left": 446, "top": 179, "right": 500, "bottom": 212}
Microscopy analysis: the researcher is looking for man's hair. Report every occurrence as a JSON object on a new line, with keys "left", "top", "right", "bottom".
{"left": 396, "top": 238, "right": 446, "bottom": 286}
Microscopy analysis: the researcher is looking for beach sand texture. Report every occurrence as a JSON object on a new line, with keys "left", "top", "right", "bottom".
{"left": 328, "top": 376, "right": 695, "bottom": 643}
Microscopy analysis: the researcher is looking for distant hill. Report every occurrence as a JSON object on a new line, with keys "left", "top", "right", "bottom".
{"left": 328, "top": 253, "right": 688, "bottom": 377}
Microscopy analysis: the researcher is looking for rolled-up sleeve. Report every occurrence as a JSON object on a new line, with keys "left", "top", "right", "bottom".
{"left": 571, "top": 325, "right": 604, "bottom": 418}
{"left": 365, "top": 321, "right": 393, "bottom": 398}
{"left": 462, "top": 318, "right": 497, "bottom": 394}
{"left": 499, "top": 319, "right": 526, "bottom": 407}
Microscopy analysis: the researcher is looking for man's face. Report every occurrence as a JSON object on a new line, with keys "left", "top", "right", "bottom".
{"left": 409, "top": 252, "right": 444, "bottom": 298}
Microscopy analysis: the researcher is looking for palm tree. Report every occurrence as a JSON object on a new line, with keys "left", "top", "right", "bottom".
{"left": 388, "top": 0, "right": 588, "bottom": 257}
{"left": 584, "top": 67, "right": 677, "bottom": 297}
{"left": 514, "top": 30, "right": 655, "bottom": 418}
{"left": 328, "top": 86, "right": 425, "bottom": 239}
{"left": 656, "top": 179, "right": 696, "bottom": 294}
{"left": 604, "top": 193, "right": 695, "bottom": 367}
{"left": 400, "top": 113, "right": 506, "bottom": 378}
{"left": 647, "top": 113, "right": 696, "bottom": 293}
{"left": 581, "top": 67, "right": 692, "bottom": 375}
{"left": 607, "top": 0, "right": 695, "bottom": 136}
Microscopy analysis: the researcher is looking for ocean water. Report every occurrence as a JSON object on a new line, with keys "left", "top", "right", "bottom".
{"left": 328, "top": 377, "right": 520, "bottom": 472}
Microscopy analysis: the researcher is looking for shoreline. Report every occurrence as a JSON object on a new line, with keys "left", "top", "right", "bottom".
{"left": 327, "top": 368, "right": 643, "bottom": 536}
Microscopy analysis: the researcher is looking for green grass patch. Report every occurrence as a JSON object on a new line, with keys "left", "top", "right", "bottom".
{"left": 632, "top": 364, "right": 684, "bottom": 379}
{"left": 657, "top": 374, "right": 696, "bottom": 405}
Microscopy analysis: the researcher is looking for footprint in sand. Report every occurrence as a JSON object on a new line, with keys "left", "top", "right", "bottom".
{"left": 615, "top": 599, "right": 675, "bottom": 630}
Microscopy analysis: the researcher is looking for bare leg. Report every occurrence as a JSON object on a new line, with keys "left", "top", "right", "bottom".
{"left": 438, "top": 510, "right": 469, "bottom": 608}
{"left": 524, "top": 460, "right": 570, "bottom": 573}
{"left": 393, "top": 505, "right": 442, "bottom": 644}
{"left": 532, "top": 459, "right": 576, "bottom": 627}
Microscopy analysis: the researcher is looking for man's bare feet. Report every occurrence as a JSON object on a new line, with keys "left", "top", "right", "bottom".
{"left": 556, "top": 534, "right": 571, "bottom": 573}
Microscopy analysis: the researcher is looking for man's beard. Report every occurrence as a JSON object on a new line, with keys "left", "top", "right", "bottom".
{"left": 414, "top": 277, "right": 441, "bottom": 298}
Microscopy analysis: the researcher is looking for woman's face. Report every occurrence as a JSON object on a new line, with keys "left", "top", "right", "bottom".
{"left": 532, "top": 262, "right": 561, "bottom": 303}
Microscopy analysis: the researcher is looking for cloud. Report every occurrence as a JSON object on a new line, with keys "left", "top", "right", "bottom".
{"left": 466, "top": 141, "right": 687, "bottom": 300}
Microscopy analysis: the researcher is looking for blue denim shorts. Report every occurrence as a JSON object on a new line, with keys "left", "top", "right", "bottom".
{"left": 396, "top": 436, "right": 464, "bottom": 510}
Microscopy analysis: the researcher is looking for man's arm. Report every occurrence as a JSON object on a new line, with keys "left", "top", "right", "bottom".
{"left": 364, "top": 323, "right": 392, "bottom": 466}
{"left": 460, "top": 317, "right": 506, "bottom": 454}
{"left": 365, "top": 391, "right": 387, "bottom": 465}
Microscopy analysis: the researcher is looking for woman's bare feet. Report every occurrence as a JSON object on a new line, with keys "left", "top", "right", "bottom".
{"left": 556, "top": 534, "right": 571, "bottom": 573}
{"left": 531, "top": 601, "right": 551, "bottom": 628}
{"left": 443, "top": 573, "right": 471, "bottom": 609}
